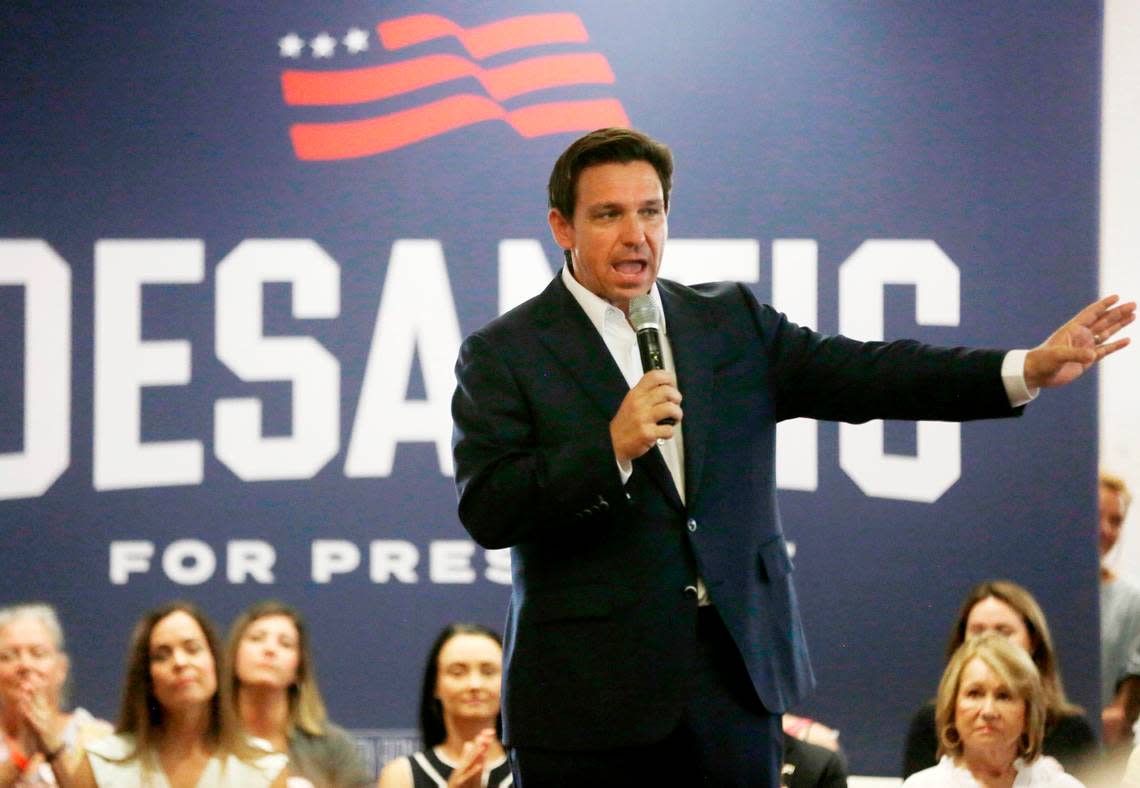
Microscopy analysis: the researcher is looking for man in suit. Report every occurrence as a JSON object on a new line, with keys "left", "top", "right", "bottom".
{"left": 451, "top": 128, "right": 1133, "bottom": 786}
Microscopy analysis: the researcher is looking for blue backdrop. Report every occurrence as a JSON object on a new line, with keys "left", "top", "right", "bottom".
{"left": 0, "top": 1, "right": 1102, "bottom": 775}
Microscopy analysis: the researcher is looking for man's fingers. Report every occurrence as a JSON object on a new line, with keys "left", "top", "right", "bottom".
{"left": 1083, "top": 294, "right": 1121, "bottom": 323}
{"left": 1083, "top": 296, "right": 1134, "bottom": 331}
{"left": 653, "top": 402, "right": 683, "bottom": 424}
{"left": 636, "top": 369, "right": 676, "bottom": 389}
{"left": 1099, "top": 337, "right": 1131, "bottom": 359}
{"left": 1094, "top": 307, "right": 1136, "bottom": 338}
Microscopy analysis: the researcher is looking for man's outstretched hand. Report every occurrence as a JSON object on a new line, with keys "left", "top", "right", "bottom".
{"left": 1024, "top": 294, "right": 1135, "bottom": 390}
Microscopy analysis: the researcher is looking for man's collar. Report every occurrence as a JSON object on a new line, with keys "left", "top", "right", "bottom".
{"left": 560, "top": 263, "right": 667, "bottom": 336}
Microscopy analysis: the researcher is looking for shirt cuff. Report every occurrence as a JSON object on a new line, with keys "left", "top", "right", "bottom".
{"left": 617, "top": 457, "right": 633, "bottom": 485}
{"left": 1002, "top": 349, "right": 1039, "bottom": 407}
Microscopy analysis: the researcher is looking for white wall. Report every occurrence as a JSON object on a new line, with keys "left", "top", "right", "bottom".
{"left": 1101, "top": 0, "right": 1140, "bottom": 578}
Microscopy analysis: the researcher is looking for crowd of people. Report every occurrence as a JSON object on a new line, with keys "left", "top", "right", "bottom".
{"left": 0, "top": 480, "right": 1134, "bottom": 787}
{"left": 0, "top": 476, "right": 1136, "bottom": 787}
{"left": 0, "top": 596, "right": 520, "bottom": 788}
{"left": 2, "top": 566, "right": 1139, "bottom": 786}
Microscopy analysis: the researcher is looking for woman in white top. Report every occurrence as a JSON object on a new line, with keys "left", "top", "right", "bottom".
{"left": 72, "top": 601, "right": 286, "bottom": 788}
{"left": 903, "top": 632, "right": 1083, "bottom": 788}
{"left": 0, "top": 603, "right": 112, "bottom": 787}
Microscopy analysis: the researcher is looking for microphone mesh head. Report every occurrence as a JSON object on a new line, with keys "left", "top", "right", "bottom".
{"left": 629, "top": 294, "right": 660, "bottom": 331}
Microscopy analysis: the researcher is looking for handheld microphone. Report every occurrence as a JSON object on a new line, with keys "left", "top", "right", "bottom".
{"left": 629, "top": 294, "right": 676, "bottom": 426}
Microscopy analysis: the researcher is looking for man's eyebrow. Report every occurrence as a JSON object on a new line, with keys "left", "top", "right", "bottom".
{"left": 586, "top": 198, "right": 664, "bottom": 212}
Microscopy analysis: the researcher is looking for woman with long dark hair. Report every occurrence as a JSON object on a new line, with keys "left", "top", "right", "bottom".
{"left": 74, "top": 601, "right": 286, "bottom": 787}
{"left": 378, "top": 624, "right": 509, "bottom": 788}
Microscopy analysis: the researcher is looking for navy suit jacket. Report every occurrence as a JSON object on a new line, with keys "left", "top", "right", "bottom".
{"left": 452, "top": 275, "right": 1018, "bottom": 751}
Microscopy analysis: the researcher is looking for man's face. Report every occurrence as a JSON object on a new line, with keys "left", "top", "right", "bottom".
{"left": 548, "top": 160, "right": 667, "bottom": 316}
{"left": 1100, "top": 486, "right": 1127, "bottom": 557}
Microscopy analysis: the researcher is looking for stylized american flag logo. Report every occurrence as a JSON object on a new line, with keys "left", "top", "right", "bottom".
{"left": 279, "top": 13, "right": 630, "bottom": 161}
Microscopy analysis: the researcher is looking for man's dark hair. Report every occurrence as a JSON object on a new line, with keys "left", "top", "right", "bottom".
{"left": 547, "top": 127, "right": 674, "bottom": 221}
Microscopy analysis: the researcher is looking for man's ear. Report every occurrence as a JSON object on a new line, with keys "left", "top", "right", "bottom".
{"left": 548, "top": 208, "right": 574, "bottom": 252}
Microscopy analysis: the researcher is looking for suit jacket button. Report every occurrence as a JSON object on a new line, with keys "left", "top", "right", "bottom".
{"left": 687, "top": 518, "right": 698, "bottom": 532}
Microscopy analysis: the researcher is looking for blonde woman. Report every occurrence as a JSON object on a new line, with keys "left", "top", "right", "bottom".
{"left": 226, "top": 600, "right": 370, "bottom": 788}
{"left": 903, "top": 633, "right": 1082, "bottom": 788}
{"left": 902, "top": 581, "right": 1093, "bottom": 777}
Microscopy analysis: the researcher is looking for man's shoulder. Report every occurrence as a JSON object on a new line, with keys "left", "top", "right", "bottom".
{"left": 464, "top": 274, "right": 568, "bottom": 345}
{"left": 659, "top": 277, "right": 748, "bottom": 303}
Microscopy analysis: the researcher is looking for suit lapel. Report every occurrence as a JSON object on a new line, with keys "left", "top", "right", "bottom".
{"left": 659, "top": 281, "right": 715, "bottom": 505}
{"left": 532, "top": 276, "right": 684, "bottom": 510}
{"left": 532, "top": 276, "right": 628, "bottom": 419}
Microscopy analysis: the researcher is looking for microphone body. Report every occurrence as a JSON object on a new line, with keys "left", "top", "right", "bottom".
{"left": 629, "top": 295, "right": 676, "bottom": 426}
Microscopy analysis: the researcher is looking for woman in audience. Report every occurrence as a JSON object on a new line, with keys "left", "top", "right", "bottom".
{"left": 902, "top": 580, "right": 1095, "bottom": 777}
{"left": 225, "top": 599, "right": 371, "bottom": 788}
{"left": 75, "top": 600, "right": 287, "bottom": 787}
{"left": 378, "top": 623, "right": 510, "bottom": 788}
{"left": 903, "top": 633, "right": 1083, "bottom": 788}
{"left": 0, "top": 603, "right": 112, "bottom": 787}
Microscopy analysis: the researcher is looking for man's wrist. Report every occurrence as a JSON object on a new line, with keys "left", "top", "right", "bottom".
{"left": 1002, "top": 349, "right": 1038, "bottom": 407}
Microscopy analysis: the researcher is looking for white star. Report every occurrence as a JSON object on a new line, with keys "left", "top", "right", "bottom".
{"left": 278, "top": 32, "right": 304, "bottom": 58}
{"left": 343, "top": 27, "right": 369, "bottom": 54}
{"left": 311, "top": 32, "right": 336, "bottom": 58}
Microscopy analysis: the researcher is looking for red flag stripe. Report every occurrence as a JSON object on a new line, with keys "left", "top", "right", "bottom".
{"left": 283, "top": 52, "right": 615, "bottom": 106}
{"left": 485, "top": 53, "right": 614, "bottom": 102}
{"left": 284, "top": 54, "right": 475, "bottom": 105}
{"left": 377, "top": 13, "right": 588, "bottom": 59}
{"left": 508, "top": 98, "right": 629, "bottom": 137}
{"left": 289, "top": 95, "right": 629, "bottom": 161}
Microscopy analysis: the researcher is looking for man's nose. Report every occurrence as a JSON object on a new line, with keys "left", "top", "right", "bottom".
{"left": 619, "top": 214, "right": 645, "bottom": 245}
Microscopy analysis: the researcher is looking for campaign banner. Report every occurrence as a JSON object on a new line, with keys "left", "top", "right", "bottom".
{"left": 0, "top": 2, "right": 1101, "bottom": 774}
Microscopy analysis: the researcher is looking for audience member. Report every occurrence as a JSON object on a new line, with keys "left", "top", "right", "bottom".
{"left": 902, "top": 633, "right": 1083, "bottom": 788}
{"left": 783, "top": 736, "right": 847, "bottom": 788}
{"left": 1123, "top": 742, "right": 1140, "bottom": 788}
{"left": 377, "top": 623, "right": 510, "bottom": 788}
{"left": 1099, "top": 471, "right": 1140, "bottom": 746}
{"left": 74, "top": 601, "right": 286, "bottom": 787}
{"left": 903, "top": 580, "right": 1094, "bottom": 777}
{"left": 225, "top": 600, "right": 371, "bottom": 788}
{"left": 784, "top": 714, "right": 841, "bottom": 752}
{"left": 0, "top": 603, "right": 112, "bottom": 787}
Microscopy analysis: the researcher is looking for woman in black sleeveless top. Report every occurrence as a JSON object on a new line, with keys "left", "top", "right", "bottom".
{"left": 379, "top": 624, "right": 511, "bottom": 788}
